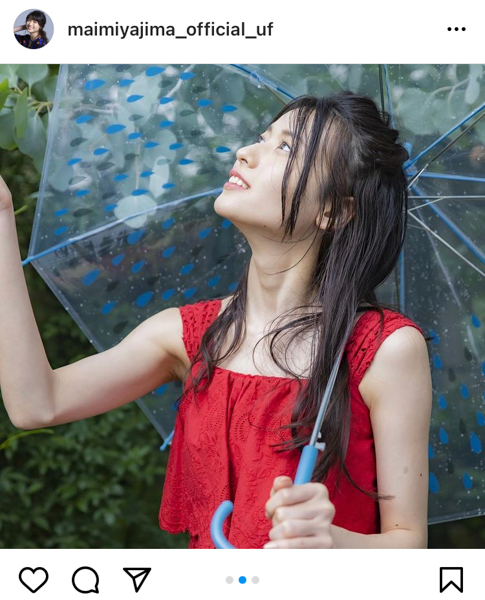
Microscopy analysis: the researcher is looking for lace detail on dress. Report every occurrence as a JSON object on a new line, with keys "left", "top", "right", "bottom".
{"left": 159, "top": 299, "right": 423, "bottom": 548}
{"left": 345, "top": 309, "right": 425, "bottom": 389}
{"left": 179, "top": 298, "right": 221, "bottom": 362}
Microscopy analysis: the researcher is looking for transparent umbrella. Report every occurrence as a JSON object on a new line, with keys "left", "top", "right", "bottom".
{"left": 25, "top": 64, "right": 485, "bottom": 527}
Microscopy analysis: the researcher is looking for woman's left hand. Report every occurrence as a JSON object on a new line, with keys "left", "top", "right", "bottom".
{"left": 264, "top": 475, "right": 336, "bottom": 549}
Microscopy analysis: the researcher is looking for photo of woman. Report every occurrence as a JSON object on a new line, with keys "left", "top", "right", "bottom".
{"left": 0, "top": 63, "right": 483, "bottom": 551}
{"left": 14, "top": 10, "right": 49, "bottom": 49}
{"left": 0, "top": 88, "right": 433, "bottom": 549}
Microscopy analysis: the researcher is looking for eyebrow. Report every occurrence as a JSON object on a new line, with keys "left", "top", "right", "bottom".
{"left": 266, "top": 124, "right": 294, "bottom": 140}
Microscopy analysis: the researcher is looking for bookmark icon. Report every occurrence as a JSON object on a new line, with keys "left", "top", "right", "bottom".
{"left": 440, "top": 567, "right": 463, "bottom": 593}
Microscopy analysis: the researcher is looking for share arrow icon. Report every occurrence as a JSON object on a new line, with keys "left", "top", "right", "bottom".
{"left": 123, "top": 568, "right": 151, "bottom": 593}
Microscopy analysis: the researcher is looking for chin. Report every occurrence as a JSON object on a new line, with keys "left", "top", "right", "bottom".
{"left": 213, "top": 190, "right": 233, "bottom": 218}
{"left": 214, "top": 189, "right": 265, "bottom": 229}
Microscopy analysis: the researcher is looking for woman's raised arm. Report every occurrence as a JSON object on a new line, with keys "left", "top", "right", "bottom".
{"left": 0, "top": 175, "right": 185, "bottom": 430}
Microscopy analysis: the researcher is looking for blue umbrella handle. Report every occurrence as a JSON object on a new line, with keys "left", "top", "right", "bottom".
{"left": 210, "top": 445, "right": 319, "bottom": 548}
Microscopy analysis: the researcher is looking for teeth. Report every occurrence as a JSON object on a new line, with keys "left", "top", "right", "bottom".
{"left": 229, "top": 175, "right": 248, "bottom": 189}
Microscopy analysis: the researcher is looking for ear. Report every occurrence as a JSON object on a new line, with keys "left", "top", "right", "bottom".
{"left": 315, "top": 197, "right": 355, "bottom": 231}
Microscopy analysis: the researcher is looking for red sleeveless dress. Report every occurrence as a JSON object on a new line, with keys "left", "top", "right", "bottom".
{"left": 158, "top": 298, "right": 424, "bottom": 549}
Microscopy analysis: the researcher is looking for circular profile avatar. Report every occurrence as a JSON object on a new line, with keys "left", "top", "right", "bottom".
{"left": 14, "top": 10, "right": 52, "bottom": 49}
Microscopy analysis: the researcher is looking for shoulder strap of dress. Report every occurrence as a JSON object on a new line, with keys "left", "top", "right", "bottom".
{"left": 178, "top": 298, "right": 221, "bottom": 362}
{"left": 346, "top": 309, "right": 425, "bottom": 388}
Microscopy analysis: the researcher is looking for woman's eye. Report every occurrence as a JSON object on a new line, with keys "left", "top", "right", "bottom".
{"left": 256, "top": 135, "right": 290, "bottom": 152}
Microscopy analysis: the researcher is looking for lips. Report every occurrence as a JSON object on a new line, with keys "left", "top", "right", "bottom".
{"left": 229, "top": 169, "right": 250, "bottom": 188}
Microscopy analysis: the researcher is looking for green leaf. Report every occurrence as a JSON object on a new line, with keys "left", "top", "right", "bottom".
{"left": 104, "top": 512, "right": 116, "bottom": 526}
{"left": 32, "top": 515, "right": 49, "bottom": 530}
{"left": 0, "top": 90, "right": 11, "bottom": 112}
{"left": 14, "top": 109, "right": 47, "bottom": 165}
{"left": 17, "top": 65, "right": 49, "bottom": 87}
{"left": 32, "top": 75, "right": 58, "bottom": 103}
{"left": 465, "top": 77, "right": 480, "bottom": 105}
{"left": 0, "top": 65, "right": 19, "bottom": 88}
{"left": 0, "top": 112, "right": 15, "bottom": 150}
{"left": 27, "top": 481, "right": 43, "bottom": 494}
{"left": 469, "top": 64, "right": 483, "bottom": 80}
{"left": 397, "top": 89, "right": 436, "bottom": 136}
{"left": 0, "top": 78, "right": 9, "bottom": 110}
{"left": 14, "top": 88, "right": 29, "bottom": 138}
{"left": 33, "top": 152, "right": 45, "bottom": 174}
{"left": 0, "top": 92, "right": 16, "bottom": 117}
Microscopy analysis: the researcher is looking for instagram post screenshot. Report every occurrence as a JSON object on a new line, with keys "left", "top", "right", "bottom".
{"left": 0, "top": 1, "right": 484, "bottom": 597}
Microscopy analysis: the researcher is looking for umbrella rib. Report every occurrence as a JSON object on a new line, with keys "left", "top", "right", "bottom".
{"left": 409, "top": 183, "right": 485, "bottom": 265}
{"left": 378, "top": 65, "right": 385, "bottom": 115}
{"left": 416, "top": 210, "right": 465, "bottom": 312}
{"left": 408, "top": 195, "right": 485, "bottom": 211}
{"left": 382, "top": 64, "right": 395, "bottom": 128}
{"left": 229, "top": 64, "right": 294, "bottom": 101}
{"left": 413, "top": 198, "right": 482, "bottom": 366}
{"left": 406, "top": 109, "right": 485, "bottom": 189}
{"left": 22, "top": 188, "right": 224, "bottom": 266}
{"left": 407, "top": 210, "right": 485, "bottom": 278}
{"left": 405, "top": 99, "right": 485, "bottom": 170}
{"left": 409, "top": 195, "right": 485, "bottom": 199}
{"left": 414, "top": 172, "right": 485, "bottom": 184}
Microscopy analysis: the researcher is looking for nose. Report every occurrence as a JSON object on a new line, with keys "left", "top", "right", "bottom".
{"left": 235, "top": 138, "right": 259, "bottom": 167}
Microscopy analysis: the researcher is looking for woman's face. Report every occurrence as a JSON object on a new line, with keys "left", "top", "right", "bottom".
{"left": 26, "top": 18, "right": 41, "bottom": 35}
{"left": 214, "top": 109, "right": 323, "bottom": 241}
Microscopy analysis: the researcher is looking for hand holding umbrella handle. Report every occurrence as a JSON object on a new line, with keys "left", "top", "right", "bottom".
{"left": 210, "top": 445, "right": 320, "bottom": 549}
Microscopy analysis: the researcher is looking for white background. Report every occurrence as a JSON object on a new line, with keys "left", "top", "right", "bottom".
{"left": 0, "top": 549, "right": 481, "bottom": 597}
{"left": 0, "top": 0, "right": 481, "bottom": 62}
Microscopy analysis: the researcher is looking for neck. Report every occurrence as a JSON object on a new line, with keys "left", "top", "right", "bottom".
{"left": 30, "top": 31, "right": 40, "bottom": 40}
{"left": 244, "top": 238, "right": 320, "bottom": 332}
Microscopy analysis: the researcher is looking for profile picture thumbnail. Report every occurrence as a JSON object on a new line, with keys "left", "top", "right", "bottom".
{"left": 13, "top": 9, "right": 53, "bottom": 49}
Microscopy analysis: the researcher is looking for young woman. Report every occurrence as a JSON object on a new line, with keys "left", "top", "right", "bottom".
{"left": 0, "top": 90, "right": 432, "bottom": 550}
{"left": 14, "top": 11, "right": 49, "bottom": 49}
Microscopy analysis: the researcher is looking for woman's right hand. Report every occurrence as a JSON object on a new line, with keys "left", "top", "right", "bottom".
{"left": 14, "top": 24, "right": 27, "bottom": 33}
{"left": 0, "top": 175, "right": 14, "bottom": 214}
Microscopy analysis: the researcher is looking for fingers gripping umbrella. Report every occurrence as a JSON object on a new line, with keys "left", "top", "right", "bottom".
{"left": 26, "top": 65, "right": 485, "bottom": 539}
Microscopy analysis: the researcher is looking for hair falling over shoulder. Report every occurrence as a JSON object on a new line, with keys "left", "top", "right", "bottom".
{"left": 183, "top": 90, "right": 433, "bottom": 503}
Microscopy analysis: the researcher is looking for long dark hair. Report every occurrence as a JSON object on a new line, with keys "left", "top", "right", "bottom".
{"left": 183, "top": 90, "right": 431, "bottom": 504}
{"left": 26, "top": 10, "right": 48, "bottom": 43}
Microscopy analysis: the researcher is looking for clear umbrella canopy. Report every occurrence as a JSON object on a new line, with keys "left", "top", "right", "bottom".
{"left": 24, "top": 64, "right": 485, "bottom": 524}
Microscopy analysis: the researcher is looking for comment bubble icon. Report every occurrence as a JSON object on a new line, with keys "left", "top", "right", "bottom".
{"left": 72, "top": 566, "right": 100, "bottom": 594}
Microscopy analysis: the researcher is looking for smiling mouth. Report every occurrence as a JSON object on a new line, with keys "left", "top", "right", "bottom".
{"left": 227, "top": 176, "right": 249, "bottom": 189}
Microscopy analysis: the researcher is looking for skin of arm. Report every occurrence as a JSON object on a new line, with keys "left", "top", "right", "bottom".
{"left": 331, "top": 325, "right": 432, "bottom": 548}
{"left": 265, "top": 325, "right": 432, "bottom": 549}
{"left": 14, "top": 25, "right": 27, "bottom": 33}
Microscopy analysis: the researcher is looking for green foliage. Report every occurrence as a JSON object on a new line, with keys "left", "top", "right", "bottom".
{"left": 0, "top": 140, "right": 189, "bottom": 549}
{"left": 0, "top": 65, "right": 57, "bottom": 173}
{"left": 0, "top": 399, "right": 189, "bottom": 548}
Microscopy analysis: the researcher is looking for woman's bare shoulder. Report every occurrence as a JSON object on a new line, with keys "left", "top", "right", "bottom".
{"left": 359, "top": 325, "right": 429, "bottom": 411}
{"left": 144, "top": 307, "right": 187, "bottom": 380}
{"left": 154, "top": 296, "right": 235, "bottom": 379}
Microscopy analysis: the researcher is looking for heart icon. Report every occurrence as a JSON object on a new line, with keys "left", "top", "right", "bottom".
{"left": 19, "top": 567, "right": 49, "bottom": 593}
